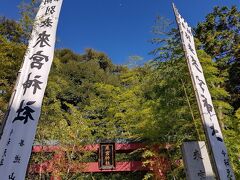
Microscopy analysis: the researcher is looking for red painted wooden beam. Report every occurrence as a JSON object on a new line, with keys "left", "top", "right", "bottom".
{"left": 80, "top": 161, "right": 148, "bottom": 172}
{"left": 32, "top": 143, "right": 145, "bottom": 153}
{"left": 29, "top": 161, "right": 148, "bottom": 173}
{"left": 115, "top": 143, "right": 144, "bottom": 152}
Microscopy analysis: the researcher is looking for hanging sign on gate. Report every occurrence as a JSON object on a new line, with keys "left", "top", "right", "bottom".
{"left": 99, "top": 143, "right": 116, "bottom": 170}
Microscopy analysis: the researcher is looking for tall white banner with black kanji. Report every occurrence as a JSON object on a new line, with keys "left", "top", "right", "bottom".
{"left": 173, "top": 4, "right": 235, "bottom": 180}
{"left": 0, "top": 0, "right": 63, "bottom": 179}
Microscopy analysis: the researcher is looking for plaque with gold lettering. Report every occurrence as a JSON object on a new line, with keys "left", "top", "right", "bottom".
{"left": 99, "top": 143, "right": 115, "bottom": 170}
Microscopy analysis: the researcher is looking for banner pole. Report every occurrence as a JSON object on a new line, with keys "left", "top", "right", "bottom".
{"left": 0, "top": 0, "right": 63, "bottom": 179}
{"left": 172, "top": 3, "right": 235, "bottom": 179}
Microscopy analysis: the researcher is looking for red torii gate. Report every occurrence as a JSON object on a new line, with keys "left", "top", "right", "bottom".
{"left": 28, "top": 143, "right": 170, "bottom": 179}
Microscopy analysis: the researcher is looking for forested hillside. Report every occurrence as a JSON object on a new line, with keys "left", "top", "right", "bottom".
{"left": 0, "top": 4, "right": 239, "bottom": 180}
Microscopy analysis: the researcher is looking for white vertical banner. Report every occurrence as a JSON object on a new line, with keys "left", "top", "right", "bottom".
{"left": 0, "top": 0, "right": 63, "bottom": 179}
{"left": 173, "top": 3, "right": 235, "bottom": 180}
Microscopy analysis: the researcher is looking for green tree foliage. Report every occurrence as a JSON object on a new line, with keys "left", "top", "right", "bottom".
{"left": 35, "top": 48, "right": 122, "bottom": 142}
{"left": 143, "top": 27, "right": 202, "bottom": 178}
{"left": 195, "top": 6, "right": 240, "bottom": 112}
{"left": 18, "top": 0, "right": 41, "bottom": 39}
{"left": 195, "top": 6, "right": 239, "bottom": 65}
{"left": 0, "top": 17, "right": 27, "bottom": 43}
{"left": 0, "top": 34, "right": 26, "bottom": 123}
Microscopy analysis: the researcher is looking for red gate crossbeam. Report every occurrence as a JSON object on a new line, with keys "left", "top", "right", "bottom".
{"left": 32, "top": 143, "right": 145, "bottom": 153}
{"left": 29, "top": 161, "right": 148, "bottom": 173}
{"left": 29, "top": 143, "right": 149, "bottom": 173}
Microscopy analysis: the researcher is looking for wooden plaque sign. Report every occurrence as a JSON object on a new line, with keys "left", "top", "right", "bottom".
{"left": 99, "top": 143, "right": 115, "bottom": 170}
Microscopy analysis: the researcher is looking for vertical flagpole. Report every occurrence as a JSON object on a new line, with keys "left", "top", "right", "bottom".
{"left": 0, "top": 0, "right": 63, "bottom": 179}
{"left": 172, "top": 3, "right": 235, "bottom": 180}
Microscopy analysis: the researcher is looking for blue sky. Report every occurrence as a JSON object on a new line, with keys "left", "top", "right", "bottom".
{"left": 0, "top": 0, "right": 239, "bottom": 64}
